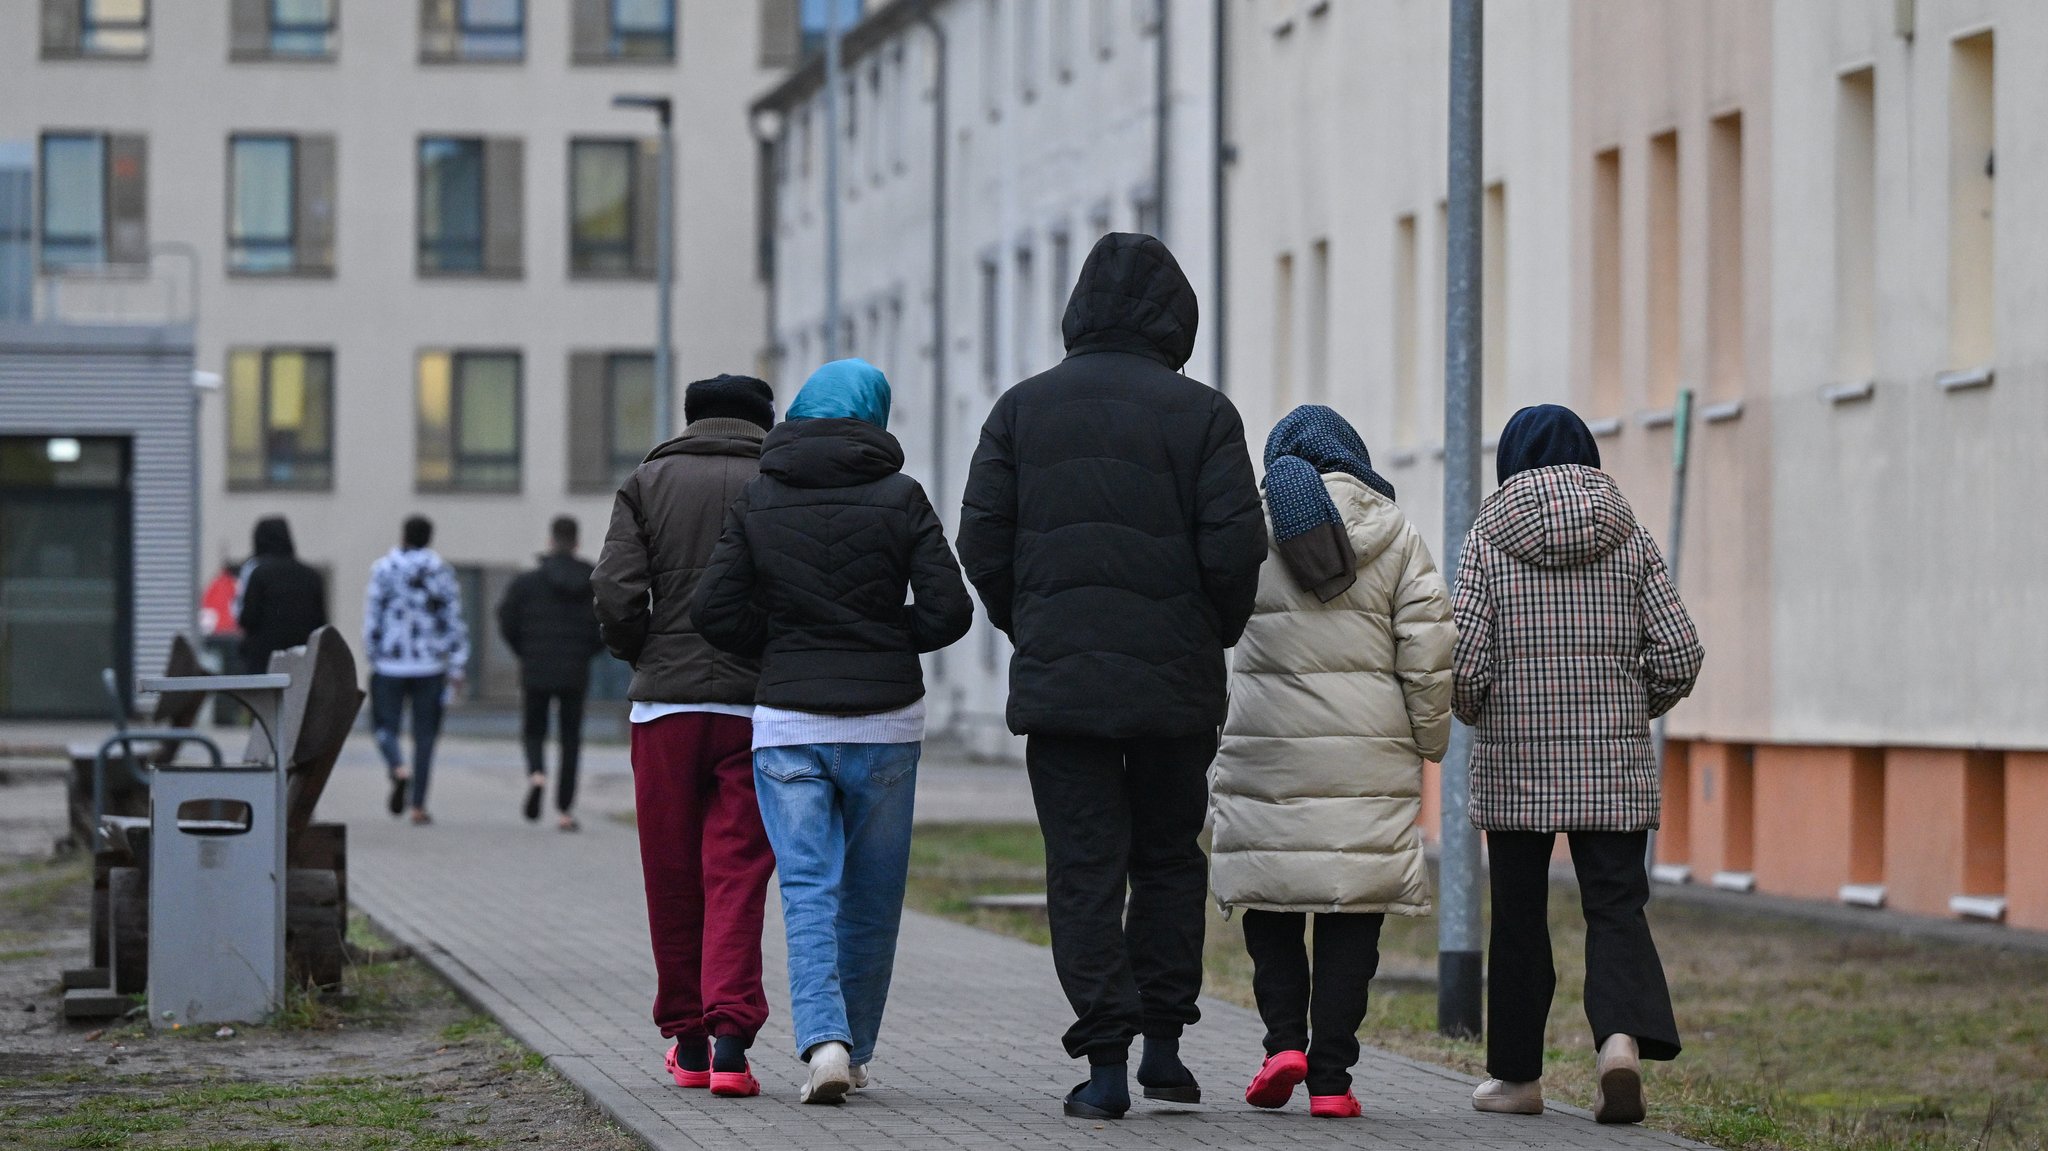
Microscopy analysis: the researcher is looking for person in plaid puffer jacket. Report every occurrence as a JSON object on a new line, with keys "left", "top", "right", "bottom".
{"left": 1451, "top": 404, "right": 1702, "bottom": 1126}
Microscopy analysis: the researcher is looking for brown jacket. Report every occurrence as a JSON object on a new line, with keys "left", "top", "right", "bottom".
{"left": 593, "top": 418, "right": 765, "bottom": 705}
{"left": 1451, "top": 465, "right": 1703, "bottom": 832}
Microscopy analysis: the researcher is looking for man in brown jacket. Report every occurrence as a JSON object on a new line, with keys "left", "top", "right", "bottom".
{"left": 593, "top": 373, "right": 777, "bottom": 1098}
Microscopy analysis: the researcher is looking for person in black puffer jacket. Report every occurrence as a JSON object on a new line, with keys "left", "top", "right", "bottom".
{"left": 498, "top": 516, "right": 606, "bottom": 829}
{"left": 692, "top": 359, "right": 970, "bottom": 1105}
{"left": 958, "top": 233, "right": 1267, "bottom": 1119}
{"left": 236, "top": 516, "right": 328, "bottom": 674}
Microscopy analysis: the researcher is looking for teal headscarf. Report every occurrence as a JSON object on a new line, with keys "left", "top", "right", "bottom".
{"left": 786, "top": 358, "right": 891, "bottom": 430}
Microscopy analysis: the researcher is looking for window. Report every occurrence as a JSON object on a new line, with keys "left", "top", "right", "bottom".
{"left": 38, "top": 132, "right": 146, "bottom": 269}
{"left": 866, "top": 64, "right": 883, "bottom": 185}
{"left": 421, "top": 0, "right": 525, "bottom": 62}
{"left": 1018, "top": 0, "right": 1041, "bottom": 103}
{"left": 1835, "top": 69, "right": 1876, "bottom": 385}
{"left": 1393, "top": 214, "right": 1419, "bottom": 446}
{"left": 1591, "top": 148, "right": 1622, "bottom": 416}
{"left": 1052, "top": 0, "right": 1075, "bottom": 80}
{"left": 41, "top": 0, "right": 150, "bottom": 58}
{"left": 1306, "top": 238, "right": 1330, "bottom": 401}
{"left": 982, "top": 0, "right": 1003, "bottom": 120}
{"left": 417, "top": 350, "right": 521, "bottom": 492}
{"left": 418, "top": 136, "right": 522, "bottom": 276}
{"left": 978, "top": 257, "right": 999, "bottom": 394}
{"left": 567, "top": 351, "right": 654, "bottom": 491}
{"left": 227, "top": 348, "right": 333, "bottom": 489}
{"left": 570, "top": 138, "right": 659, "bottom": 277}
{"left": 1, "top": 148, "right": 30, "bottom": 321}
{"left": 1706, "top": 113, "right": 1744, "bottom": 401}
{"left": 1948, "top": 31, "right": 1995, "bottom": 372}
{"left": 1048, "top": 229, "right": 1071, "bottom": 362}
{"left": 571, "top": 0, "right": 674, "bottom": 62}
{"left": 1646, "top": 130, "right": 1679, "bottom": 408}
{"left": 799, "top": 0, "right": 862, "bottom": 60}
{"left": 760, "top": 0, "right": 800, "bottom": 68}
{"left": 1133, "top": 189, "right": 1159, "bottom": 238}
{"left": 229, "top": 134, "right": 335, "bottom": 275}
{"left": 1013, "top": 244, "right": 1037, "bottom": 379}
{"left": 1273, "top": 251, "right": 1295, "bottom": 417}
{"left": 1091, "top": 0, "right": 1113, "bottom": 58}
{"left": 1482, "top": 183, "right": 1508, "bottom": 432}
{"left": 230, "top": 0, "right": 336, "bottom": 60}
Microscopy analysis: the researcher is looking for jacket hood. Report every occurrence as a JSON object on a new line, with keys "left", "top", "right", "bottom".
{"left": 645, "top": 417, "right": 767, "bottom": 463}
{"left": 1331, "top": 475, "right": 1409, "bottom": 570}
{"left": 787, "top": 358, "right": 892, "bottom": 429}
{"left": 251, "top": 516, "right": 295, "bottom": 559}
{"left": 1475, "top": 464, "right": 1636, "bottom": 569}
{"left": 1496, "top": 404, "right": 1601, "bottom": 486}
{"left": 759, "top": 417, "right": 905, "bottom": 489}
{"left": 1061, "top": 233, "right": 1199, "bottom": 369}
{"left": 537, "top": 552, "right": 594, "bottom": 598}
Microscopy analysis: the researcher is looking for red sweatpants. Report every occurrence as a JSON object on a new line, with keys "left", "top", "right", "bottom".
{"left": 630, "top": 712, "right": 776, "bottom": 1044}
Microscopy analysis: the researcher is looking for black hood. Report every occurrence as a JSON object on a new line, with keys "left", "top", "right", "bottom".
{"left": 1061, "top": 233, "right": 1199, "bottom": 369}
{"left": 537, "top": 552, "right": 594, "bottom": 598}
{"left": 251, "top": 516, "right": 295, "bottom": 559}
{"left": 760, "top": 418, "right": 905, "bottom": 489}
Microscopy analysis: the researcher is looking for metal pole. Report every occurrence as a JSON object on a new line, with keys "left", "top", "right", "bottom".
{"left": 823, "top": 0, "right": 844, "bottom": 360}
{"left": 1152, "top": 0, "right": 1169, "bottom": 240}
{"left": 1436, "top": 0, "right": 1485, "bottom": 1040}
{"left": 655, "top": 106, "right": 675, "bottom": 441}
{"left": 1646, "top": 388, "right": 1695, "bottom": 872}
{"left": 1211, "top": 0, "right": 1229, "bottom": 393}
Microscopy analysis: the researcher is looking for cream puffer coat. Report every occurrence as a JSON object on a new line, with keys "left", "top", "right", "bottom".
{"left": 1210, "top": 473, "right": 1455, "bottom": 916}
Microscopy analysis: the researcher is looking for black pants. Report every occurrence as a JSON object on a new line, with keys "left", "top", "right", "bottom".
{"left": 1025, "top": 732, "right": 1216, "bottom": 1064}
{"left": 1485, "top": 830, "right": 1682, "bottom": 1083}
{"left": 521, "top": 688, "right": 586, "bottom": 813}
{"left": 1242, "top": 910, "right": 1384, "bottom": 1095}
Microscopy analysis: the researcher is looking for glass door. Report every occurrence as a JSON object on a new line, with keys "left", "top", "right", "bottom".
{"left": 0, "top": 437, "right": 130, "bottom": 718}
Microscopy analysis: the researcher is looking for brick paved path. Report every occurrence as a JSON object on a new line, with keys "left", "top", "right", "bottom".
{"left": 331, "top": 737, "right": 1705, "bottom": 1151}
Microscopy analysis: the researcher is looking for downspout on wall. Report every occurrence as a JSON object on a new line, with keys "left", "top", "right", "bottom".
{"left": 1211, "top": 0, "right": 1228, "bottom": 393}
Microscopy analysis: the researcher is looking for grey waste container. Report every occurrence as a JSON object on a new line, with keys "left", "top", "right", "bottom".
{"left": 147, "top": 760, "right": 285, "bottom": 1027}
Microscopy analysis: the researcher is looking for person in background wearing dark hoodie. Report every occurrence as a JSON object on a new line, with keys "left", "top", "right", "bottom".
{"left": 364, "top": 515, "right": 470, "bottom": 825}
{"left": 1452, "top": 404, "right": 1704, "bottom": 1124}
{"left": 958, "top": 234, "right": 1268, "bottom": 1119}
{"left": 594, "top": 374, "right": 779, "bottom": 1100}
{"left": 693, "top": 359, "right": 972, "bottom": 1106}
{"left": 235, "top": 516, "right": 327, "bottom": 673}
{"left": 497, "top": 515, "right": 605, "bottom": 831}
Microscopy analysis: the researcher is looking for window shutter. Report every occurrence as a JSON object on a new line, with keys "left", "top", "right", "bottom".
{"left": 571, "top": 0, "right": 609, "bottom": 61}
{"left": 631, "top": 139, "right": 661, "bottom": 278}
{"left": 566, "top": 352, "right": 610, "bottom": 492}
{"left": 230, "top": 0, "right": 271, "bottom": 58}
{"left": 106, "top": 134, "right": 148, "bottom": 266}
{"left": 40, "top": 0, "right": 80, "bottom": 57}
{"left": 759, "top": 0, "right": 800, "bottom": 69}
{"left": 420, "top": 0, "right": 458, "bottom": 61}
{"left": 294, "top": 135, "right": 337, "bottom": 273}
{"left": 482, "top": 137, "right": 524, "bottom": 276}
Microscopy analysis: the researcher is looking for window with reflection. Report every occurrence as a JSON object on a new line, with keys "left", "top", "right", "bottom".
{"left": 417, "top": 350, "right": 521, "bottom": 491}
{"left": 227, "top": 347, "right": 333, "bottom": 490}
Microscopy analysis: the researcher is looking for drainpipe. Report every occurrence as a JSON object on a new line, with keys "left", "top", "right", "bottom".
{"left": 917, "top": 6, "right": 949, "bottom": 512}
{"left": 1153, "top": 0, "right": 1170, "bottom": 241}
{"left": 1211, "top": 0, "right": 1228, "bottom": 392}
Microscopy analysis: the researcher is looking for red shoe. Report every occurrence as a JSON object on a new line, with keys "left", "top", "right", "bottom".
{"left": 710, "top": 1067, "right": 761, "bottom": 1098}
{"left": 1245, "top": 1050, "right": 1308, "bottom": 1109}
{"left": 665, "top": 1041, "right": 710, "bottom": 1089}
{"left": 1310, "top": 1092, "right": 1363, "bottom": 1118}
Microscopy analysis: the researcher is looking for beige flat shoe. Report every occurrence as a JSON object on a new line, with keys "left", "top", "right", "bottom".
{"left": 1472, "top": 1077, "right": 1544, "bottom": 1115}
{"left": 1593, "top": 1034, "right": 1645, "bottom": 1124}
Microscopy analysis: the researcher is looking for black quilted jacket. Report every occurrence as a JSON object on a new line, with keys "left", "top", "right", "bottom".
{"left": 691, "top": 417, "right": 972, "bottom": 714}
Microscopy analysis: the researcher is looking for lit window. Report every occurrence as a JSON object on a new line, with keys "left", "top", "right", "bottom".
{"left": 269, "top": 0, "right": 337, "bottom": 57}
{"left": 227, "top": 348, "right": 334, "bottom": 490}
{"left": 81, "top": 0, "right": 149, "bottom": 57}
{"left": 570, "top": 139, "right": 647, "bottom": 277}
{"left": 460, "top": 0, "right": 523, "bottom": 58}
{"left": 417, "top": 350, "right": 521, "bottom": 491}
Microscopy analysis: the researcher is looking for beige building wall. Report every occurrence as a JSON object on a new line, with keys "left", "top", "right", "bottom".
{"left": 1, "top": 4, "right": 782, "bottom": 702}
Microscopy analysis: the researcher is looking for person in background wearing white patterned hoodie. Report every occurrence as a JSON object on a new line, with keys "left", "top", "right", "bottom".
{"left": 364, "top": 515, "right": 471, "bottom": 825}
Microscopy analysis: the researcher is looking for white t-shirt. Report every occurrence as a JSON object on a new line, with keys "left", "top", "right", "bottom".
{"left": 629, "top": 701, "right": 756, "bottom": 724}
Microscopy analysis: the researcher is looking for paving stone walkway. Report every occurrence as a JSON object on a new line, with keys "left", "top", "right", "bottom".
{"left": 330, "top": 737, "right": 1705, "bottom": 1151}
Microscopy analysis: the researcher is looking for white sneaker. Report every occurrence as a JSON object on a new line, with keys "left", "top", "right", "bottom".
{"left": 1593, "top": 1034, "right": 1644, "bottom": 1124}
{"left": 1472, "top": 1077, "right": 1544, "bottom": 1115}
{"left": 849, "top": 1063, "right": 868, "bottom": 1090}
{"left": 800, "top": 1041, "right": 852, "bottom": 1105}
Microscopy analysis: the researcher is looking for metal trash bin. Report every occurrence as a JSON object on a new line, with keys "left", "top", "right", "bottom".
{"left": 147, "top": 760, "right": 285, "bottom": 1028}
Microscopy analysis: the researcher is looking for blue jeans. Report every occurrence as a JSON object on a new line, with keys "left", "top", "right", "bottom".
{"left": 752, "top": 741, "right": 920, "bottom": 1065}
{"left": 370, "top": 673, "right": 446, "bottom": 810}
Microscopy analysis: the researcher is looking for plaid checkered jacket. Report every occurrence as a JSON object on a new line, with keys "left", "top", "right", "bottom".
{"left": 1450, "top": 465, "right": 1703, "bottom": 831}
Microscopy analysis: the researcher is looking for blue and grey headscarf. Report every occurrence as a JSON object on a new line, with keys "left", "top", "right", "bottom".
{"left": 1263, "top": 405, "right": 1397, "bottom": 602}
{"left": 786, "top": 358, "right": 892, "bottom": 429}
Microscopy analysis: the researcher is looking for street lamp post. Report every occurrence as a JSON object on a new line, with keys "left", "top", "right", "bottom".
{"left": 613, "top": 94, "right": 675, "bottom": 443}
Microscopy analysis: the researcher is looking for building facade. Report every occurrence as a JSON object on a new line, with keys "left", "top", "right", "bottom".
{"left": 1226, "top": 0, "right": 2046, "bottom": 930}
{"left": 1, "top": 0, "right": 805, "bottom": 703}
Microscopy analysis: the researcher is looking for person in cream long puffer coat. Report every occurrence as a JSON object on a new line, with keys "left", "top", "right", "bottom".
{"left": 1210, "top": 405, "right": 1454, "bottom": 1118}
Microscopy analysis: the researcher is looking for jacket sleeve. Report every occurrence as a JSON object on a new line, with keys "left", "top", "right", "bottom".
{"left": 1392, "top": 528, "right": 1456, "bottom": 761}
{"left": 1450, "top": 533, "right": 1496, "bottom": 726}
{"left": 495, "top": 577, "right": 524, "bottom": 658}
{"left": 1195, "top": 397, "right": 1269, "bottom": 646}
{"left": 361, "top": 562, "right": 384, "bottom": 664}
{"left": 690, "top": 494, "right": 770, "bottom": 658}
{"left": 234, "top": 567, "right": 268, "bottom": 662}
{"left": 591, "top": 480, "right": 653, "bottom": 665}
{"left": 956, "top": 402, "right": 1018, "bottom": 634}
{"left": 435, "top": 561, "right": 471, "bottom": 674}
{"left": 1639, "top": 536, "right": 1705, "bottom": 719}
{"left": 905, "top": 482, "right": 975, "bottom": 653}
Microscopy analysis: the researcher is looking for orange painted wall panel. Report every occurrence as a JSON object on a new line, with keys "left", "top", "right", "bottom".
{"left": 1659, "top": 740, "right": 1692, "bottom": 866}
{"left": 1883, "top": 748, "right": 2005, "bottom": 918}
{"left": 1751, "top": 746, "right": 1884, "bottom": 901}
{"left": 2008, "top": 754, "right": 2048, "bottom": 931}
{"left": 1687, "top": 742, "right": 1754, "bottom": 877}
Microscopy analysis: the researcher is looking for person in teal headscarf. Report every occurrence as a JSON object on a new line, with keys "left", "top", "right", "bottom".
{"left": 785, "top": 358, "right": 892, "bottom": 429}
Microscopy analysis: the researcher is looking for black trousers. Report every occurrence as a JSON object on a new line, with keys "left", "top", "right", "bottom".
{"left": 1025, "top": 732, "right": 1216, "bottom": 1064}
{"left": 1485, "top": 830, "right": 1682, "bottom": 1083}
{"left": 521, "top": 688, "right": 586, "bottom": 813}
{"left": 1242, "top": 910, "right": 1384, "bottom": 1095}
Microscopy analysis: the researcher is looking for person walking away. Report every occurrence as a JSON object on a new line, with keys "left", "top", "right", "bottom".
{"left": 364, "top": 515, "right": 470, "bottom": 824}
{"left": 235, "top": 516, "right": 328, "bottom": 672}
{"left": 498, "top": 515, "right": 605, "bottom": 830}
{"left": 694, "top": 359, "right": 972, "bottom": 1105}
{"left": 593, "top": 373, "right": 780, "bottom": 1098}
{"left": 1452, "top": 404, "right": 1704, "bottom": 1123}
{"left": 1211, "top": 406, "right": 1453, "bottom": 1119}
{"left": 957, "top": 233, "right": 1268, "bottom": 1119}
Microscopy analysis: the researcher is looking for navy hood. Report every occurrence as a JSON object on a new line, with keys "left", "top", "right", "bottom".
{"left": 1496, "top": 404, "right": 1601, "bottom": 486}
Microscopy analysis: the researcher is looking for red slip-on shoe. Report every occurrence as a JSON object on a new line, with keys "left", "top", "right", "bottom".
{"left": 1310, "top": 1092, "right": 1363, "bottom": 1118}
{"left": 1245, "top": 1050, "right": 1309, "bottom": 1109}
{"left": 665, "top": 1041, "right": 710, "bottom": 1089}
{"left": 710, "top": 1067, "right": 762, "bottom": 1098}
